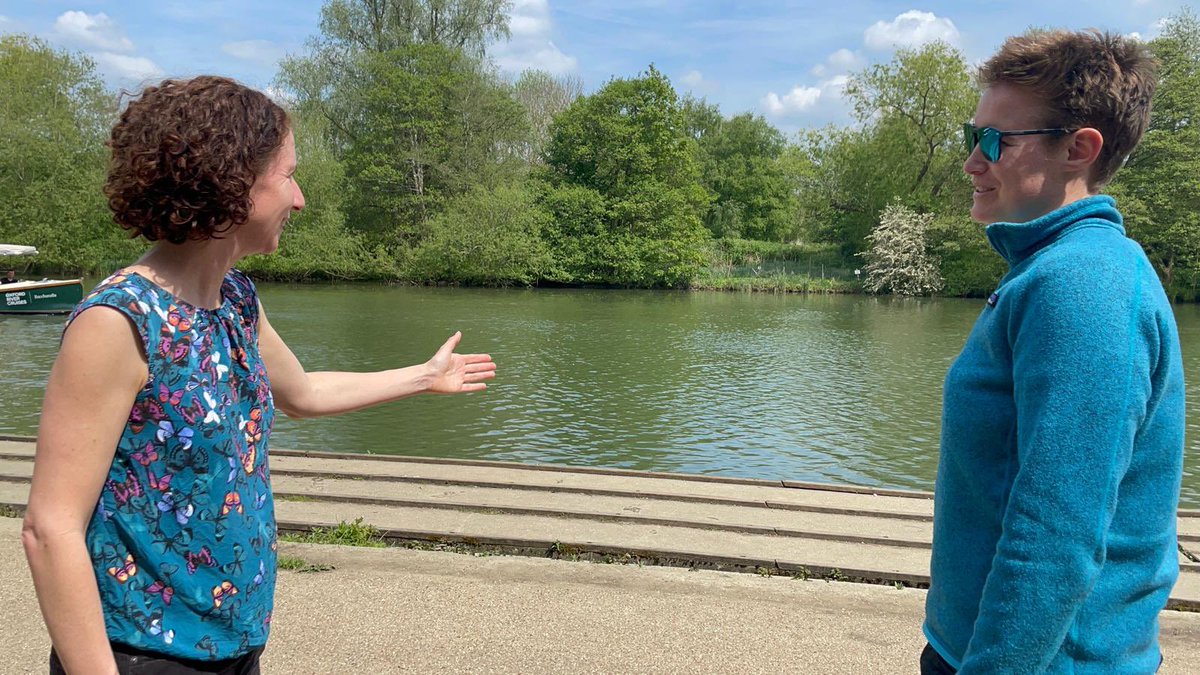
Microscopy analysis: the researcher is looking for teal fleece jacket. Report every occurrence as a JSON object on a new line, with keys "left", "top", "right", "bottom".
{"left": 923, "top": 196, "right": 1185, "bottom": 673}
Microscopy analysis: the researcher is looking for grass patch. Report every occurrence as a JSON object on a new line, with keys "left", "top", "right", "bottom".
{"left": 281, "top": 517, "right": 387, "bottom": 548}
{"left": 0, "top": 504, "right": 22, "bottom": 518}
{"left": 690, "top": 273, "right": 859, "bottom": 294}
{"left": 275, "top": 494, "right": 316, "bottom": 503}
{"left": 277, "top": 555, "right": 335, "bottom": 573}
{"left": 709, "top": 238, "right": 844, "bottom": 265}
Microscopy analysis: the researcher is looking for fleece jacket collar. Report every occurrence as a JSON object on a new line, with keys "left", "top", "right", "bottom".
{"left": 985, "top": 195, "right": 1125, "bottom": 267}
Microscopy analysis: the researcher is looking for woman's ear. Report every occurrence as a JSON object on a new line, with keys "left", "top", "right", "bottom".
{"left": 1066, "top": 127, "right": 1104, "bottom": 173}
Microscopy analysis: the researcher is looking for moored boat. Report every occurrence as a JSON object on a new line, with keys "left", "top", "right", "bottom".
{"left": 0, "top": 245, "right": 84, "bottom": 315}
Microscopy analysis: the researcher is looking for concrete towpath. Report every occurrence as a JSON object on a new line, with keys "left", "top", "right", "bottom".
{"left": 5, "top": 516, "right": 1200, "bottom": 674}
{"left": 2, "top": 436, "right": 1199, "bottom": 672}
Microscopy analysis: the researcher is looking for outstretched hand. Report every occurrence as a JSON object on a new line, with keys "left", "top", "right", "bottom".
{"left": 425, "top": 331, "right": 496, "bottom": 394}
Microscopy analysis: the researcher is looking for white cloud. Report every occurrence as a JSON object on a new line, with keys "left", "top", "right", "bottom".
{"left": 91, "top": 52, "right": 165, "bottom": 83}
{"left": 491, "top": 0, "right": 578, "bottom": 75}
{"left": 761, "top": 86, "right": 822, "bottom": 117}
{"left": 221, "top": 40, "right": 284, "bottom": 66}
{"left": 1127, "top": 31, "right": 1144, "bottom": 41}
{"left": 864, "top": 11, "right": 960, "bottom": 51}
{"left": 509, "top": 8, "right": 551, "bottom": 36}
{"left": 679, "top": 69, "right": 719, "bottom": 93}
{"left": 821, "top": 75, "right": 850, "bottom": 99}
{"left": 52, "top": 11, "right": 135, "bottom": 52}
{"left": 828, "top": 48, "right": 861, "bottom": 71}
{"left": 811, "top": 48, "right": 863, "bottom": 77}
{"left": 495, "top": 41, "right": 577, "bottom": 74}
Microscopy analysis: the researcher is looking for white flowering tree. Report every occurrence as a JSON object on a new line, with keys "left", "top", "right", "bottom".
{"left": 859, "top": 202, "right": 944, "bottom": 295}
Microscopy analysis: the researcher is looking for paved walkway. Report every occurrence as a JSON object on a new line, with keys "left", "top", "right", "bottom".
{"left": 3, "top": 437, "right": 1199, "bottom": 672}
{"left": 5, "top": 518, "right": 1200, "bottom": 674}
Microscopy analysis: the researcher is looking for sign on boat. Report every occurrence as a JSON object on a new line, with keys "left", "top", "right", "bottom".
{"left": 0, "top": 244, "right": 83, "bottom": 315}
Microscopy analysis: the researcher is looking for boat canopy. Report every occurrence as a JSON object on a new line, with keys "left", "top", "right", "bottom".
{"left": 0, "top": 244, "right": 38, "bottom": 256}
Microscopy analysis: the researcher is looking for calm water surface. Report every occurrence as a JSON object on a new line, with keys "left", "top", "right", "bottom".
{"left": 2, "top": 284, "right": 1197, "bottom": 507}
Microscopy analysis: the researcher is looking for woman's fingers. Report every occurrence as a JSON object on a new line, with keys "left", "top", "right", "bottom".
{"left": 434, "top": 332, "right": 463, "bottom": 359}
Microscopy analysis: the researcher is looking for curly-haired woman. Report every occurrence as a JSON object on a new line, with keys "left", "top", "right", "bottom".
{"left": 21, "top": 76, "right": 496, "bottom": 674}
{"left": 922, "top": 31, "right": 1182, "bottom": 673}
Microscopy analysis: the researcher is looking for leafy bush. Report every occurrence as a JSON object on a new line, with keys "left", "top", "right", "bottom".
{"left": 407, "top": 184, "right": 553, "bottom": 285}
{"left": 859, "top": 202, "right": 943, "bottom": 296}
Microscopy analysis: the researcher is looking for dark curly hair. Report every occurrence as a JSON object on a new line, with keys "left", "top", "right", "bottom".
{"left": 105, "top": 76, "right": 290, "bottom": 243}
{"left": 978, "top": 30, "right": 1157, "bottom": 188}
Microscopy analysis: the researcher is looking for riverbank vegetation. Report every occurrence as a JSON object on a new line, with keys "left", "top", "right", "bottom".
{"left": 1, "top": 4, "right": 1197, "bottom": 298}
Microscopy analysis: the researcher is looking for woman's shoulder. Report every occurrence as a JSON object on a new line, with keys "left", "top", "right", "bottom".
{"left": 1014, "top": 228, "right": 1167, "bottom": 322}
{"left": 1027, "top": 225, "right": 1146, "bottom": 284}
{"left": 72, "top": 269, "right": 157, "bottom": 323}
{"left": 67, "top": 269, "right": 163, "bottom": 350}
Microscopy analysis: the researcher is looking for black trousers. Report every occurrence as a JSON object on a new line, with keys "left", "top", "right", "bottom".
{"left": 50, "top": 642, "right": 262, "bottom": 675}
{"left": 920, "top": 643, "right": 957, "bottom": 675}
{"left": 919, "top": 642, "right": 1165, "bottom": 673}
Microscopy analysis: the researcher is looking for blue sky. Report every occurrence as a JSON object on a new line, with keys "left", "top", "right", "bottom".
{"left": 0, "top": 1, "right": 1189, "bottom": 132}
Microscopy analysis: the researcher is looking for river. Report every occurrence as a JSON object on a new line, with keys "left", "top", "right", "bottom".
{"left": 2, "top": 284, "right": 1197, "bottom": 508}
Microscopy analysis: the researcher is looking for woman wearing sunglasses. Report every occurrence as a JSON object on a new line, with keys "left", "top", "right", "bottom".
{"left": 921, "top": 31, "right": 1182, "bottom": 673}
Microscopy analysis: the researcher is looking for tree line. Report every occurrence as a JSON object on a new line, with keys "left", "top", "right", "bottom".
{"left": 0, "top": 2, "right": 1196, "bottom": 298}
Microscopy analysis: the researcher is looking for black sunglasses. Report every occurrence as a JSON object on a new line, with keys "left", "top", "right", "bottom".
{"left": 963, "top": 123, "right": 1075, "bottom": 162}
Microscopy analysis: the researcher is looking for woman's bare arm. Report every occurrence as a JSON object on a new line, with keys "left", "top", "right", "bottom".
{"left": 257, "top": 302, "right": 495, "bottom": 419}
{"left": 22, "top": 307, "right": 148, "bottom": 675}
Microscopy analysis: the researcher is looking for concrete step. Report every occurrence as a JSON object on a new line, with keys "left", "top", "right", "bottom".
{"left": 2, "top": 479, "right": 1198, "bottom": 608}
{"left": 0, "top": 440, "right": 938, "bottom": 519}
{"left": 3, "top": 439, "right": 1197, "bottom": 608}
{"left": 267, "top": 474, "right": 933, "bottom": 546}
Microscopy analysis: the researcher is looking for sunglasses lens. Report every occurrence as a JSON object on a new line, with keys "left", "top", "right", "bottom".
{"left": 964, "top": 124, "right": 1003, "bottom": 161}
{"left": 980, "top": 128, "right": 1001, "bottom": 162}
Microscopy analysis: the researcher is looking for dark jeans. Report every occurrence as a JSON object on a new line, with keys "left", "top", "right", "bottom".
{"left": 919, "top": 642, "right": 1165, "bottom": 673}
{"left": 50, "top": 642, "right": 262, "bottom": 675}
{"left": 920, "top": 643, "right": 957, "bottom": 675}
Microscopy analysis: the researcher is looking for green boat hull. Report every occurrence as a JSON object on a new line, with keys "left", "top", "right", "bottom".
{"left": 1, "top": 279, "right": 84, "bottom": 314}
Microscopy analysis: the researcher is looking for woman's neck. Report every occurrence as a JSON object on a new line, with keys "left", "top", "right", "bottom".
{"left": 129, "top": 239, "right": 241, "bottom": 310}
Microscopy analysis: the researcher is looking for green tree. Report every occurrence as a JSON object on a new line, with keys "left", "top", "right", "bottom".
{"left": 540, "top": 66, "right": 710, "bottom": 286}
{"left": 511, "top": 69, "right": 583, "bottom": 165}
{"left": 278, "top": 0, "right": 513, "bottom": 148}
{"left": 679, "top": 94, "right": 723, "bottom": 143}
{"left": 276, "top": 0, "right": 530, "bottom": 257}
{"left": 926, "top": 216, "right": 1006, "bottom": 297}
{"left": 802, "top": 42, "right": 975, "bottom": 256}
{"left": 408, "top": 184, "right": 553, "bottom": 285}
{"left": 1111, "top": 10, "right": 1200, "bottom": 292}
{"left": 341, "top": 45, "right": 527, "bottom": 242}
{"left": 845, "top": 42, "right": 975, "bottom": 201}
{"left": 694, "top": 112, "right": 797, "bottom": 241}
{"left": 316, "top": 0, "right": 511, "bottom": 55}
{"left": 790, "top": 125, "right": 879, "bottom": 252}
{"left": 0, "top": 35, "right": 137, "bottom": 272}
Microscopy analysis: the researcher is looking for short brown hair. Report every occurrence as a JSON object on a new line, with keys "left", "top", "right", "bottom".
{"left": 978, "top": 30, "right": 1157, "bottom": 188}
{"left": 105, "top": 76, "right": 290, "bottom": 243}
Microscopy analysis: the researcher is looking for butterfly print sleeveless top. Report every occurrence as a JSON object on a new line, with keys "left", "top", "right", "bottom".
{"left": 69, "top": 269, "right": 277, "bottom": 660}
